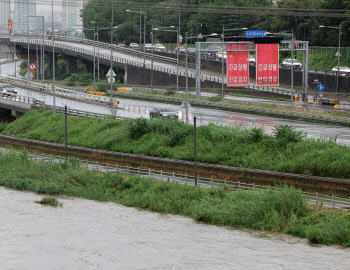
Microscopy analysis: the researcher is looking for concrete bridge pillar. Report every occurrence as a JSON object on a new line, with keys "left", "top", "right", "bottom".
{"left": 80, "top": 58, "right": 93, "bottom": 72}
{"left": 11, "top": 110, "right": 24, "bottom": 119}
{"left": 46, "top": 52, "right": 58, "bottom": 77}
{"left": 63, "top": 55, "right": 77, "bottom": 74}
{"left": 124, "top": 64, "right": 128, "bottom": 84}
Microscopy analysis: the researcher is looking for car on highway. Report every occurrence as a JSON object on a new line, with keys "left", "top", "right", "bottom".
{"left": 331, "top": 66, "right": 350, "bottom": 73}
{"left": 149, "top": 107, "right": 178, "bottom": 119}
{"left": 129, "top": 43, "right": 139, "bottom": 49}
{"left": 282, "top": 59, "right": 302, "bottom": 69}
{"left": 155, "top": 44, "right": 166, "bottom": 51}
{"left": 0, "top": 84, "right": 17, "bottom": 94}
{"left": 145, "top": 43, "right": 153, "bottom": 50}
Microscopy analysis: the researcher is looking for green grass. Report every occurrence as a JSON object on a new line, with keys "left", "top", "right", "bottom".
{"left": 0, "top": 150, "right": 349, "bottom": 246}
{"left": 36, "top": 196, "right": 62, "bottom": 207}
{"left": 2, "top": 108, "right": 350, "bottom": 180}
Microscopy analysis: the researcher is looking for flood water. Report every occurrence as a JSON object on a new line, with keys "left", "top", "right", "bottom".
{"left": 0, "top": 186, "right": 349, "bottom": 270}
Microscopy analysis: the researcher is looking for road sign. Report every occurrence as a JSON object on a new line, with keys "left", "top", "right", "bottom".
{"left": 318, "top": 83, "right": 325, "bottom": 91}
{"left": 29, "top": 63, "right": 36, "bottom": 70}
{"left": 245, "top": 31, "right": 267, "bottom": 37}
{"left": 25, "top": 70, "right": 33, "bottom": 81}
{"left": 335, "top": 50, "right": 341, "bottom": 57}
{"left": 107, "top": 76, "right": 115, "bottom": 84}
{"left": 8, "top": 21, "right": 12, "bottom": 29}
{"left": 106, "top": 68, "right": 116, "bottom": 77}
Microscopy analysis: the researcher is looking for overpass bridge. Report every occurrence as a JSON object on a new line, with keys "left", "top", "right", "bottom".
{"left": 2, "top": 35, "right": 226, "bottom": 94}
{"left": 1, "top": 34, "right": 348, "bottom": 97}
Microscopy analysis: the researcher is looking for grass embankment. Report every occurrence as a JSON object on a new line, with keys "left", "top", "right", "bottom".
{"left": 0, "top": 150, "right": 349, "bottom": 246}
{"left": 2, "top": 108, "right": 350, "bottom": 180}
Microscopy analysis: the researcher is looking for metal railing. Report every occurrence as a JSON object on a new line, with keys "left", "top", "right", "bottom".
{"left": 20, "top": 150, "right": 350, "bottom": 209}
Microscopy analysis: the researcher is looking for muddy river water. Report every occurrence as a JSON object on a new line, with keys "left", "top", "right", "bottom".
{"left": 0, "top": 186, "right": 349, "bottom": 270}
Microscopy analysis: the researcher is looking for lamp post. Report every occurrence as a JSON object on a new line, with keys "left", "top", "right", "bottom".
{"left": 85, "top": 24, "right": 96, "bottom": 91}
{"left": 26, "top": 15, "right": 44, "bottom": 83}
{"left": 93, "top": 24, "right": 118, "bottom": 83}
{"left": 126, "top": 10, "right": 146, "bottom": 66}
{"left": 110, "top": 0, "right": 114, "bottom": 96}
{"left": 221, "top": 27, "right": 247, "bottom": 100}
{"left": 151, "top": 24, "right": 154, "bottom": 90}
{"left": 319, "top": 24, "right": 341, "bottom": 93}
{"left": 185, "top": 32, "right": 218, "bottom": 124}
{"left": 153, "top": 26, "right": 179, "bottom": 95}
{"left": 52, "top": 0, "right": 56, "bottom": 114}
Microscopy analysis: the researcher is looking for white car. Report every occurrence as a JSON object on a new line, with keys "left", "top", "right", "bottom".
{"left": 282, "top": 59, "right": 302, "bottom": 69}
{"left": 144, "top": 43, "right": 153, "bottom": 50}
{"left": 155, "top": 44, "right": 166, "bottom": 51}
{"left": 331, "top": 66, "right": 350, "bottom": 73}
{"left": 129, "top": 43, "right": 139, "bottom": 49}
{"left": 0, "top": 84, "right": 17, "bottom": 94}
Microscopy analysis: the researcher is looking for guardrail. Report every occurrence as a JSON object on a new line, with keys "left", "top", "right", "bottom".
{"left": 22, "top": 150, "right": 350, "bottom": 209}
{"left": 0, "top": 92, "right": 35, "bottom": 104}
{"left": 116, "top": 89, "right": 350, "bottom": 124}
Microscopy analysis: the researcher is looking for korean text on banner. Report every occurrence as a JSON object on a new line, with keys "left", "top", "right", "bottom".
{"left": 226, "top": 43, "right": 249, "bottom": 87}
{"left": 256, "top": 44, "right": 279, "bottom": 87}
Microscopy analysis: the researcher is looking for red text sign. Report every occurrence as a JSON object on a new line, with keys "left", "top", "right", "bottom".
{"left": 226, "top": 43, "right": 249, "bottom": 87}
{"left": 256, "top": 43, "right": 279, "bottom": 87}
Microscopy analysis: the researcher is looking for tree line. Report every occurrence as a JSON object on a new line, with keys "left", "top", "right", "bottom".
{"left": 81, "top": 0, "right": 349, "bottom": 47}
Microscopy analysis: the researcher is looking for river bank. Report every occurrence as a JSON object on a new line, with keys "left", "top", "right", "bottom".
{"left": 0, "top": 150, "right": 349, "bottom": 247}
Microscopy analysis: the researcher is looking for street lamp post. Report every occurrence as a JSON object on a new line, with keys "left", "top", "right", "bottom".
{"left": 110, "top": 0, "right": 114, "bottom": 97}
{"left": 151, "top": 25, "right": 154, "bottom": 90}
{"left": 221, "top": 27, "right": 247, "bottom": 100}
{"left": 85, "top": 25, "right": 96, "bottom": 91}
{"left": 319, "top": 24, "right": 341, "bottom": 93}
{"left": 126, "top": 10, "right": 146, "bottom": 66}
{"left": 52, "top": 0, "right": 56, "bottom": 114}
{"left": 26, "top": 15, "right": 44, "bottom": 83}
{"left": 153, "top": 26, "right": 179, "bottom": 95}
{"left": 185, "top": 32, "right": 218, "bottom": 124}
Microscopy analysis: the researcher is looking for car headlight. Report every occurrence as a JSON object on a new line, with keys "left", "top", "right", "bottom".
{"left": 3, "top": 90, "right": 6, "bottom": 92}
{"left": 163, "top": 113, "right": 168, "bottom": 116}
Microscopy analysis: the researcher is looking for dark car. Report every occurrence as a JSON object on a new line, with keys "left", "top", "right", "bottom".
{"left": 149, "top": 108, "right": 178, "bottom": 119}
{"left": 0, "top": 84, "right": 17, "bottom": 95}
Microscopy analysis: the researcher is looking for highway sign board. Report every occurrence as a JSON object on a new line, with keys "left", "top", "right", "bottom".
{"left": 318, "top": 83, "right": 325, "bottom": 91}
{"left": 107, "top": 76, "right": 115, "bottom": 84}
{"left": 29, "top": 63, "right": 36, "bottom": 70}
{"left": 245, "top": 31, "right": 267, "bottom": 37}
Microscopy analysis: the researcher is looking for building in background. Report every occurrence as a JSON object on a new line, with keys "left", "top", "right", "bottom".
{"left": 0, "top": 0, "right": 11, "bottom": 31}
{"left": 14, "top": 0, "right": 36, "bottom": 33}
{"left": 62, "top": 0, "right": 87, "bottom": 33}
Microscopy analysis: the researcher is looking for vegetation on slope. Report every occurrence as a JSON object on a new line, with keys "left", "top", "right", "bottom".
{"left": 1, "top": 108, "right": 350, "bottom": 179}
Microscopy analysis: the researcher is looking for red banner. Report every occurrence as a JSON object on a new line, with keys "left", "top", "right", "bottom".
{"left": 256, "top": 44, "right": 279, "bottom": 87}
{"left": 226, "top": 43, "right": 249, "bottom": 87}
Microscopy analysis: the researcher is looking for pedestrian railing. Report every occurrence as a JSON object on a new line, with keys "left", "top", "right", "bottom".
{"left": 21, "top": 150, "right": 350, "bottom": 209}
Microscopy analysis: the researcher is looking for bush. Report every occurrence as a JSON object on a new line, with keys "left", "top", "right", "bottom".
{"left": 273, "top": 125, "right": 305, "bottom": 145}
{"left": 126, "top": 118, "right": 150, "bottom": 139}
